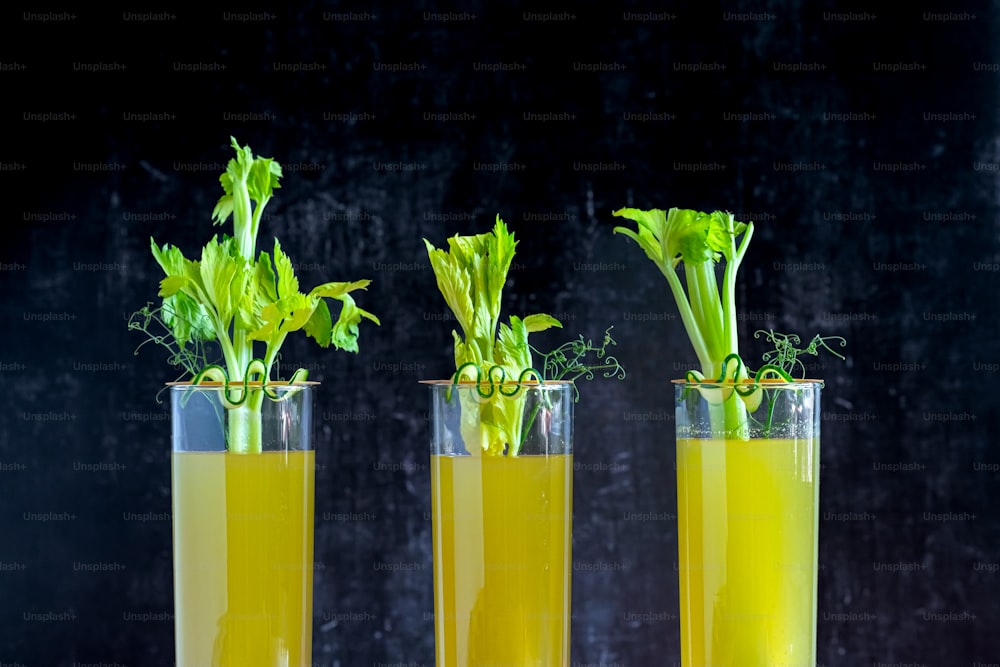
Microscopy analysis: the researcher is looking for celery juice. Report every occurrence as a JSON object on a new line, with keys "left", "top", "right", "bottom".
{"left": 172, "top": 450, "right": 315, "bottom": 667}
{"left": 676, "top": 437, "right": 819, "bottom": 667}
{"left": 431, "top": 453, "right": 573, "bottom": 666}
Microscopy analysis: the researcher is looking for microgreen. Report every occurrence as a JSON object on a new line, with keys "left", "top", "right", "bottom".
{"left": 531, "top": 326, "right": 626, "bottom": 400}
{"left": 127, "top": 302, "right": 217, "bottom": 381}
{"left": 755, "top": 329, "right": 847, "bottom": 378}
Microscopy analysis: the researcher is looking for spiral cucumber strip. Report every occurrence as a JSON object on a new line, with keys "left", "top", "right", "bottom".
{"left": 447, "top": 363, "right": 544, "bottom": 402}
{"left": 191, "top": 359, "right": 310, "bottom": 408}
{"left": 683, "top": 353, "right": 794, "bottom": 412}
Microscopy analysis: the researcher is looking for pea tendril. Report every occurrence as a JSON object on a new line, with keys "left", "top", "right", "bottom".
{"left": 531, "top": 326, "right": 626, "bottom": 400}
{"left": 755, "top": 329, "right": 847, "bottom": 378}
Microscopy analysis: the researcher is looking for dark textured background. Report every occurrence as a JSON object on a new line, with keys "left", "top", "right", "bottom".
{"left": 2, "top": 2, "right": 999, "bottom": 665}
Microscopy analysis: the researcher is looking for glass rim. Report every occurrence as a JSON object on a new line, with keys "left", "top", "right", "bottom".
{"left": 419, "top": 379, "right": 575, "bottom": 387}
{"left": 672, "top": 377, "right": 824, "bottom": 389}
{"left": 167, "top": 380, "right": 319, "bottom": 388}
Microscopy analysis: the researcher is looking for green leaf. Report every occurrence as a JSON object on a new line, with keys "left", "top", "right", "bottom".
{"left": 163, "top": 293, "right": 216, "bottom": 346}
{"left": 669, "top": 209, "right": 718, "bottom": 265}
{"left": 248, "top": 292, "right": 313, "bottom": 342}
{"left": 424, "top": 238, "right": 474, "bottom": 337}
{"left": 158, "top": 275, "right": 189, "bottom": 297}
{"left": 248, "top": 156, "right": 282, "bottom": 202}
{"left": 150, "top": 238, "right": 196, "bottom": 280}
{"left": 308, "top": 279, "right": 372, "bottom": 300}
{"left": 495, "top": 315, "right": 530, "bottom": 373}
{"left": 236, "top": 250, "right": 277, "bottom": 333}
{"left": 214, "top": 137, "right": 281, "bottom": 216}
{"left": 277, "top": 292, "right": 318, "bottom": 333}
{"left": 612, "top": 208, "right": 667, "bottom": 266}
{"left": 148, "top": 239, "right": 216, "bottom": 347}
{"left": 483, "top": 215, "right": 517, "bottom": 326}
{"left": 303, "top": 299, "right": 333, "bottom": 347}
{"left": 522, "top": 313, "right": 562, "bottom": 333}
{"left": 272, "top": 239, "right": 300, "bottom": 299}
{"left": 211, "top": 141, "right": 246, "bottom": 226}
{"left": 210, "top": 195, "right": 234, "bottom": 227}
{"left": 328, "top": 293, "right": 379, "bottom": 353}
{"left": 254, "top": 251, "right": 278, "bottom": 302}
{"left": 241, "top": 237, "right": 380, "bottom": 352}
{"left": 704, "top": 211, "right": 733, "bottom": 256}
{"left": 300, "top": 279, "right": 381, "bottom": 348}
{"left": 452, "top": 332, "right": 479, "bottom": 376}
{"left": 199, "top": 235, "right": 247, "bottom": 328}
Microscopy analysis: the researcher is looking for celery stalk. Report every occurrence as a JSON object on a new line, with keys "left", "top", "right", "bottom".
{"left": 424, "top": 216, "right": 562, "bottom": 456}
{"left": 613, "top": 207, "right": 754, "bottom": 437}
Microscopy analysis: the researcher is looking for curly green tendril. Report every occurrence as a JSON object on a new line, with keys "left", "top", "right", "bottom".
{"left": 755, "top": 329, "right": 846, "bottom": 377}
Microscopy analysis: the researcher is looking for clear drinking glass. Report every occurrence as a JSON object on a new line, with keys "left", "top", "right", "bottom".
{"left": 170, "top": 383, "right": 315, "bottom": 667}
{"left": 674, "top": 379, "right": 822, "bottom": 667}
{"left": 426, "top": 380, "right": 574, "bottom": 666}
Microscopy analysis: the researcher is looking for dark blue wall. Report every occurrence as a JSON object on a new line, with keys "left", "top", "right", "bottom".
{"left": 2, "top": 2, "right": 998, "bottom": 665}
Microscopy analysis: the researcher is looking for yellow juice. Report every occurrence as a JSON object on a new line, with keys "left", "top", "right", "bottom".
{"left": 431, "top": 453, "right": 573, "bottom": 667}
{"left": 172, "top": 450, "right": 315, "bottom": 667}
{"left": 676, "top": 437, "right": 819, "bottom": 667}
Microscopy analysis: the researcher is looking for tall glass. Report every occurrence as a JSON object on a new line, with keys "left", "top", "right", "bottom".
{"left": 426, "top": 381, "right": 574, "bottom": 666}
{"left": 170, "top": 383, "right": 315, "bottom": 667}
{"left": 674, "top": 379, "right": 822, "bottom": 667}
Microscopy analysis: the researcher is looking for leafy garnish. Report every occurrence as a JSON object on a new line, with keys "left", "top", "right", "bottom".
{"left": 425, "top": 215, "right": 627, "bottom": 455}
{"left": 613, "top": 207, "right": 752, "bottom": 381}
{"left": 614, "top": 205, "right": 846, "bottom": 436}
{"left": 424, "top": 215, "right": 562, "bottom": 384}
{"left": 425, "top": 215, "right": 561, "bottom": 455}
{"left": 131, "top": 137, "right": 380, "bottom": 452}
